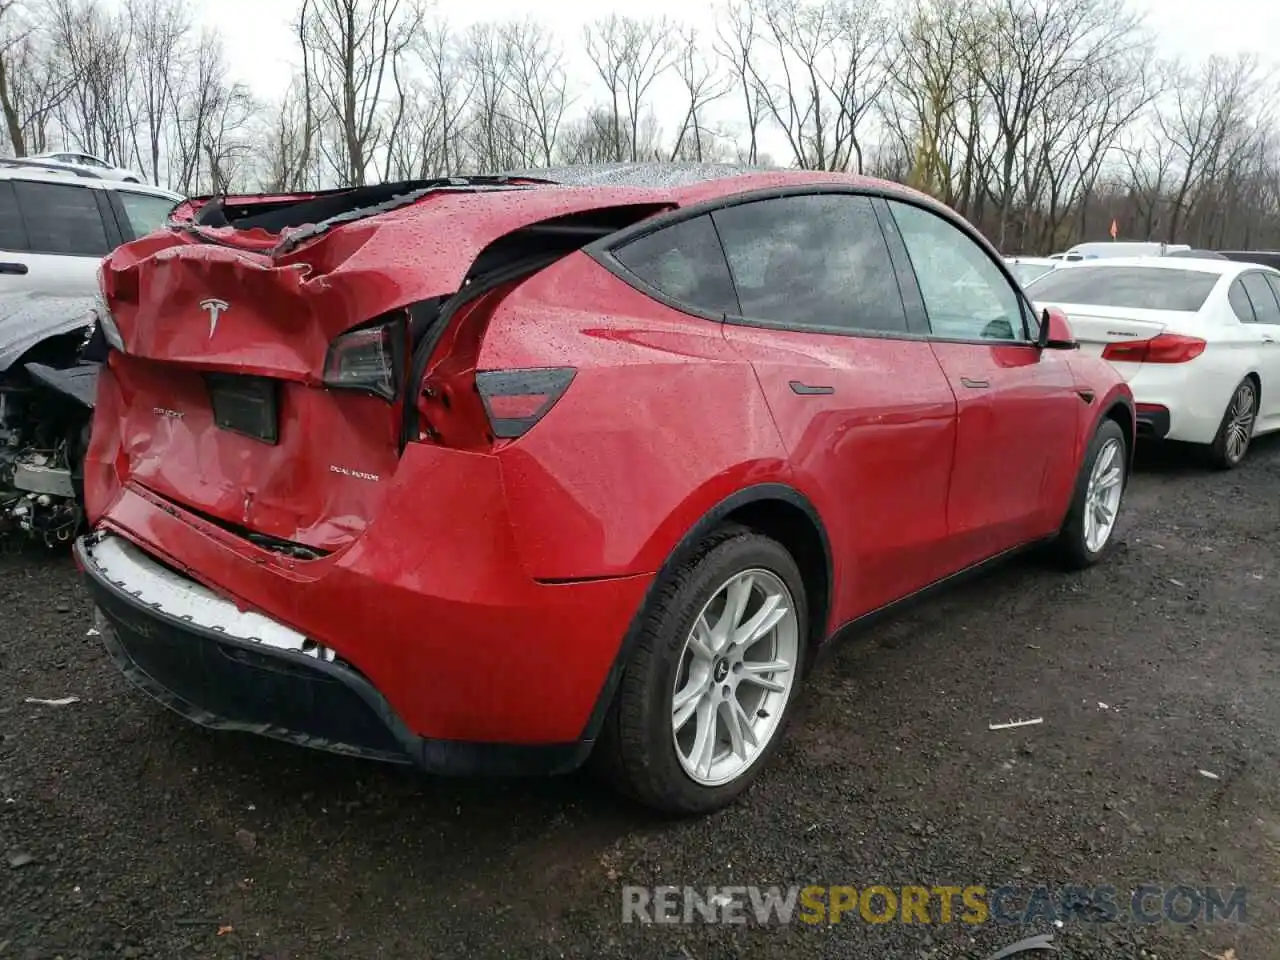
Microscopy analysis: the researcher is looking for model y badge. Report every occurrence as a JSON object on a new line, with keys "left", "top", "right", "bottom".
{"left": 200, "top": 298, "right": 229, "bottom": 338}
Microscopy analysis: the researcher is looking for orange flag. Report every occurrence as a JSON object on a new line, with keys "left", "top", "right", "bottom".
{"left": 1109, "top": 219, "right": 1118, "bottom": 239}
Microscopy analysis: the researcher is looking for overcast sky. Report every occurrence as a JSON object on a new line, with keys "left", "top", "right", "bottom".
{"left": 192, "top": 0, "right": 1280, "bottom": 171}
{"left": 199, "top": 0, "right": 1279, "bottom": 96}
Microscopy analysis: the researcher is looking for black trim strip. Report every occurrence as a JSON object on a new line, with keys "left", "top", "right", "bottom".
{"left": 812, "top": 541, "right": 1045, "bottom": 670}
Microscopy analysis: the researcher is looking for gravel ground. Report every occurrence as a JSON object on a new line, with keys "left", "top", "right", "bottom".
{"left": 2, "top": 438, "right": 1279, "bottom": 960}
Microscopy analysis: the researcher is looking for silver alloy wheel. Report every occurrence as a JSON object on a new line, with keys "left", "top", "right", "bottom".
{"left": 1083, "top": 437, "right": 1125, "bottom": 554}
{"left": 671, "top": 568, "right": 800, "bottom": 787}
{"left": 1225, "top": 381, "right": 1257, "bottom": 464}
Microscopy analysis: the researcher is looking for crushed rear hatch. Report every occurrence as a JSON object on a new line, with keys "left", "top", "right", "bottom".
{"left": 94, "top": 182, "right": 673, "bottom": 553}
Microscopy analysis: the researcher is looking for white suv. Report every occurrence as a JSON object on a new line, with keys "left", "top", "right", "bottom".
{"left": 0, "top": 159, "right": 184, "bottom": 297}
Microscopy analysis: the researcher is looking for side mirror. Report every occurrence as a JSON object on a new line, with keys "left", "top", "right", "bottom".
{"left": 1037, "top": 306, "right": 1078, "bottom": 350}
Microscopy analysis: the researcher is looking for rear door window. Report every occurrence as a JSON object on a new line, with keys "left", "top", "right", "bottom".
{"left": 11, "top": 181, "right": 110, "bottom": 256}
{"left": 711, "top": 193, "right": 911, "bottom": 335}
{"left": 612, "top": 214, "right": 740, "bottom": 315}
{"left": 1239, "top": 272, "right": 1280, "bottom": 325}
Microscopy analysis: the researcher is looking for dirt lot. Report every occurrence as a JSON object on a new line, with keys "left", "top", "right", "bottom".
{"left": 2, "top": 438, "right": 1279, "bottom": 960}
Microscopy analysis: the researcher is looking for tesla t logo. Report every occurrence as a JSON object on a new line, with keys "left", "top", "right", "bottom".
{"left": 200, "top": 298, "right": 229, "bottom": 338}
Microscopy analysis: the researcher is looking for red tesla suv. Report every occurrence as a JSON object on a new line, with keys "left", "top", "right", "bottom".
{"left": 76, "top": 163, "right": 1134, "bottom": 814}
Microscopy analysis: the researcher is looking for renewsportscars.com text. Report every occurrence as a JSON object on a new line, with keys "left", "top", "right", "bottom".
{"left": 621, "top": 884, "right": 1247, "bottom": 926}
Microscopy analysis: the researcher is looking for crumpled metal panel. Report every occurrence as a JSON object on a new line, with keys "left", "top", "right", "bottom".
{"left": 0, "top": 291, "right": 97, "bottom": 373}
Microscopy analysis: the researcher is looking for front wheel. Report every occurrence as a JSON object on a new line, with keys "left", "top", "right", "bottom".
{"left": 594, "top": 527, "right": 808, "bottom": 815}
{"left": 1208, "top": 377, "right": 1258, "bottom": 470}
{"left": 1053, "top": 418, "right": 1128, "bottom": 569}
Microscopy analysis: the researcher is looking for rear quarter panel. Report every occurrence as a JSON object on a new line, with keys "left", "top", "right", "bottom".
{"left": 477, "top": 254, "right": 792, "bottom": 581}
{"left": 1066, "top": 352, "right": 1135, "bottom": 498}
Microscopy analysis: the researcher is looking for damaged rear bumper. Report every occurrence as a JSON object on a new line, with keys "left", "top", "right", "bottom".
{"left": 76, "top": 533, "right": 590, "bottom": 775}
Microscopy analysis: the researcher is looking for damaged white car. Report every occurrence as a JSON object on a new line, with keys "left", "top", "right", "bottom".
{"left": 0, "top": 291, "right": 100, "bottom": 544}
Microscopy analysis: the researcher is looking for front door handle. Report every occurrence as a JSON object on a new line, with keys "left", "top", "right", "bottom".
{"left": 789, "top": 380, "right": 835, "bottom": 396}
{"left": 960, "top": 377, "right": 990, "bottom": 389}
{"left": 1264, "top": 336, "right": 1277, "bottom": 345}
{"left": 0, "top": 261, "right": 29, "bottom": 275}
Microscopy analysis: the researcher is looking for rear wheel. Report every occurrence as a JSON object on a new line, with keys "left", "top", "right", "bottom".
{"left": 595, "top": 527, "right": 808, "bottom": 815}
{"left": 1208, "top": 377, "right": 1258, "bottom": 470}
{"left": 1053, "top": 419, "right": 1127, "bottom": 569}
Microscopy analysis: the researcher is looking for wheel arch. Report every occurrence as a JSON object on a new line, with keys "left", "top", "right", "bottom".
{"left": 1099, "top": 393, "right": 1136, "bottom": 481}
{"left": 579, "top": 482, "right": 833, "bottom": 744}
{"left": 1244, "top": 369, "right": 1262, "bottom": 407}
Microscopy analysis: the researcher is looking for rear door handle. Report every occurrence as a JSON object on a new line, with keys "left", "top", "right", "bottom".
{"left": 960, "top": 377, "right": 989, "bottom": 389}
{"left": 0, "top": 262, "right": 29, "bottom": 275}
{"left": 1264, "top": 336, "right": 1277, "bottom": 345}
{"left": 789, "top": 381, "right": 834, "bottom": 396}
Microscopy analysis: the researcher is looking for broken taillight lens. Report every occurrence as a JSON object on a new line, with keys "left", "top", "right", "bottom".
{"left": 475, "top": 367, "right": 576, "bottom": 439}
{"left": 322, "top": 318, "right": 405, "bottom": 400}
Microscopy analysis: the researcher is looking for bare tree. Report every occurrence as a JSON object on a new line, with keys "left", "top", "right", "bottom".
{"left": 411, "top": 17, "right": 471, "bottom": 176}
{"left": 500, "top": 18, "right": 569, "bottom": 168}
{"left": 584, "top": 15, "right": 675, "bottom": 162}
{"left": 301, "top": 0, "right": 424, "bottom": 186}
{"left": 126, "top": 0, "right": 189, "bottom": 184}
{"left": 1159, "top": 53, "right": 1265, "bottom": 243}
{"left": 669, "top": 26, "right": 730, "bottom": 161}
{"left": 747, "top": 0, "right": 891, "bottom": 172}
{"left": 714, "top": 0, "right": 768, "bottom": 165}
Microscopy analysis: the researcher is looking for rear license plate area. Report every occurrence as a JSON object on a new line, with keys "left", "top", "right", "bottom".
{"left": 205, "top": 373, "right": 279, "bottom": 444}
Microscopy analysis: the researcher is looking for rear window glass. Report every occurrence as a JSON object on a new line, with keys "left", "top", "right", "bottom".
{"left": 1025, "top": 266, "right": 1218, "bottom": 312}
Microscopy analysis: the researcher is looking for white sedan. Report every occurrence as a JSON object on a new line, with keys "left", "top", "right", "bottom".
{"left": 1026, "top": 256, "right": 1280, "bottom": 468}
{"left": 26, "top": 150, "right": 143, "bottom": 183}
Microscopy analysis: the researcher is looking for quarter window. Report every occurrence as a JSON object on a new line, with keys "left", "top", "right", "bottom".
{"left": 1228, "top": 278, "right": 1256, "bottom": 322}
{"left": 710, "top": 193, "right": 909, "bottom": 335}
{"left": 612, "top": 214, "right": 739, "bottom": 315}
{"left": 1266, "top": 274, "right": 1280, "bottom": 312}
{"left": 117, "top": 191, "right": 177, "bottom": 239}
{"left": 11, "top": 181, "right": 110, "bottom": 256}
{"left": 1240, "top": 273, "right": 1280, "bottom": 325}
{"left": 888, "top": 200, "right": 1025, "bottom": 341}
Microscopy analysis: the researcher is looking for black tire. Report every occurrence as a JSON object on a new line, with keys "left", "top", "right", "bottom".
{"left": 1053, "top": 418, "right": 1128, "bottom": 570}
{"left": 1208, "top": 377, "right": 1258, "bottom": 470}
{"left": 593, "top": 525, "right": 809, "bottom": 815}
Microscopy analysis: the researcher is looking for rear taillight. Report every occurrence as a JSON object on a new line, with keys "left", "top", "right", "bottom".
{"left": 323, "top": 318, "right": 405, "bottom": 400}
{"left": 1102, "top": 334, "right": 1206, "bottom": 364}
{"left": 475, "top": 367, "right": 576, "bottom": 439}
